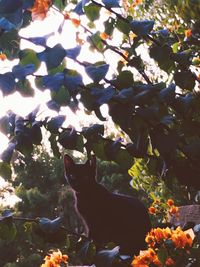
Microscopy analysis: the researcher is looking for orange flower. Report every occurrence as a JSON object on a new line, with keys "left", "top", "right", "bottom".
{"left": 100, "top": 32, "right": 110, "bottom": 40}
{"left": 0, "top": 53, "right": 7, "bottom": 61}
{"left": 165, "top": 257, "right": 175, "bottom": 266}
{"left": 131, "top": 248, "right": 161, "bottom": 267}
{"left": 169, "top": 205, "right": 179, "bottom": 215}
{"left": 71, "top": 18, "right": 81, "bottom": 27}
{"left": 185, "top": 29, "right": 192, "bottom": 38}
{"left": 29, "top": 0, "right": 51, "bottom": 20}
{"left": 148, "top": 206, "right": 156, "bottom": 214}
{"left": 171, "top": 227, "right": 193, "bottom": 249}
{"left": 41, "top": 250, "right": 68, "bottom": 267}
{"left": 167, "top": 199, "right": 174, "bottom": 206}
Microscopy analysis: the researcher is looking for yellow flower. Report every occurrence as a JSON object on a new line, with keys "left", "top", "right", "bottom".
{"left": 29, "top": 0, "right": 51, "bottom": 20}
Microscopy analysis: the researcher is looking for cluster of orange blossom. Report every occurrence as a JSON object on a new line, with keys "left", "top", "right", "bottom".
{"left": 0, "top": 53, "right": 7, "bottom": 61}
{"left": 63, "top": 12, "right": 81, "bottom": 27}
{"left": 41, "top": 250, "right": 68, "bottom": 267}
{"left": 132, "top": 226, "right": 193, "bottom": 266}
{"left": 148, "top": 199, "right": 179, "bottom": 222}
{"left": 29, "top": 0, "right": 52, "bottom": 20}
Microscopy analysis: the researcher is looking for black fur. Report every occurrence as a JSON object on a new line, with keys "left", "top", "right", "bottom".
{"left": 64, "top": 154, "right": 151, "bottom": 255}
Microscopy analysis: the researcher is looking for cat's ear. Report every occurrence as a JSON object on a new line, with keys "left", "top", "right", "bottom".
{"left": 63, "top": 154, "right": 75, "bottom": 175}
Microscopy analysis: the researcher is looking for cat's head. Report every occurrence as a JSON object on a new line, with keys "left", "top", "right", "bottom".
{"left": 63, "top": 154, "right": 97, "bottom": 192}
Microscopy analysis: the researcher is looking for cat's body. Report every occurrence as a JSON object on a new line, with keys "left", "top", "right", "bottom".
{"left": 64, "top": 154, "right": 151, "bottom": 255}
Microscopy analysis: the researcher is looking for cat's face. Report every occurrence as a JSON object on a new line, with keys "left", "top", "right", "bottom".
{"left": 63, "top": 154, "right": 97, "bottom": 192}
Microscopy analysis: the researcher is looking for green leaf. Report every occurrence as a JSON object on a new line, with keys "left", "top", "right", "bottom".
{"left": 16, "top": 79, "right": 35, "bottom": 97}
{"left": 174, "top": 70, "right": 195, "bottom": 90}
{"left": 0, "top": 222, "right": 17, "bottom": 242}
{"left": 84, "top": 3, "right": 100, "bottom": 22}
{"left": 58, "top": 129, "right": 84, "bottom": 152}
{"left": 0, "top": 29, "right": 20, "bottom": 59}
{"left": 157, "top": 247, "right": 168, "bottom": 265}
{"left": 49, "top": 134, "right": 61, "bottom": 158}
{"left": 89, "top": 32, "right": 105, "bottom": 51}
{"left": 149, "top": 45, "right": 175, "bottom": 73}
{"left": 15, "top": 134, "right": 34, "bottom": 155}
{"left": 82, "top": 124, "right": 104, "bottom": 139}
{"left": 85, "top": 63, "right": 109, "bottom": 83}
{"left": 115, "top": 70, "right": 134, "bottom": 89}
{"left": 0, "top": 161, "right": 12, "bottom": 180}
{"left": 19, "top": 49, "right": 40, "bottom": 70}
{"left": 116, "top": 19, "right": 131, "bottom": 35}
{"left": 46, "top": 115, "right": 66, "bottom": 133}
{"left": 104, "top": 17, "right": 115, "bottom": 36}
{"left": 51, "top": 86, "right": 70, "bottom": 106}
{"left": 53, "top": 0, "right": 67, "bottom": 10}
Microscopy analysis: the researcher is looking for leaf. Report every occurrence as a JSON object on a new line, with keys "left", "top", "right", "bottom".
{"left": 82, "top": 124, "right": 104, "bottom": 139}
{"left": 85, "top": 64, "right": 109, "bottom": 83}
{"left": 77, "top": 239, "right": 96, "bottom": 265}
{"left": 58, "top": 129, "right": 84, "bottom": 152}
{"left": 89, "top": 32, "right": 105, "bottom": 51}
{"left": 116, "top": 18, "right": 131, "bottom": 35}
{"left": 64, "top": 70, "right": 83, "bottom": 95}
{"left": 159, "top": 83, "right": 176, "bottom": 104}
{"left": 173, "top": 93, "right": 194, "bottom": 114}
{"left": 74, "top": 0, "right": 89, "bottom": 15}
{"left": 46, "top": 115, "right": 66, "bottom": 133}
{"left": 51, "top": 86, "right": 70, "bottom": 106}
{"left": 84, "top": 3, "right": 100, "bottom": 22}
{"left": 0, "top": 17, "right": 15, "bottom": 31}
{"left": 170, "top": 49, "right": 192, "bottom": 67}
{"left": 149, "top": 45, "right": 175, "bottom": 73}
{"left": 49, "top": 134, "right": 61, "bottom": 158}
{"left": 102, "top": 0, "right": 120, "bottom": 8}
{"left": 27, "top": 105, "right": 40, "bottom": 122}
{"left": 0, "top": 0, "right": 22, "bottom": 14}
{"left": 39, "top": 217, "right": 62, "bottom": 233}
{"left": 0, "top": 112, "right": 16, "bottom": 135}
{"left": 115, "top": 70, "right": 134, "bottom": 90}
{"left": 174, "top": 70, "right": 195, "bottom": 90}
{"left": 0, "top": 161, "right": 12, "bottom": 180}
{"left": 0, "top": 142, "right": 16, "bottom": 163}
{"left": 46, "top": 100, "right": 61, "bottom": 112}
{"left": 30, "top": 122, "right": 43, "bottom": 145}
{"left": 65, "top": 46, "right": 81, "bottom": 60}
{"left": 104, "top": 17, "right": 115, "bottom": 36}
{"left": 81, "top": 86, "right": 115, "bottom": 111}
{"left": 130, "top": 20, "right": 155, "bottom": 36}
{"left": 12, "top": 64, "right": 36, "bottom": 80}
{"left": 42, "top": 73, "right": 64, "bottom": 91}
{"left": 157, "top": 248, "right": 168, "bottom": 265}
{"left": 0, "top": 221, "right": 17, "bottom": 242}
{"left": 37, "top": 44, "right": 66, "bottom": 70}
{"left": 0, "top": 29, "right": 20, "bottom": 59}
{"left": 15, "top": 133, "right": 34, "bottom": 155}
{"left": 16, "top": 79, "right": 35, "bottom": 97}
{"left": 182, "top": 139, "right": 200, "bottom": 161}
{"left": 1, "top": 210, "right": 14, "bottom": 219}
{"left": 0, "top": 72, "right": 16, "bottom": 96}
{"left": 19, "top": 49, "right": 40, "bottom": 70}
{"left": 95, "top": 246, "right": 120, "bottom": 267}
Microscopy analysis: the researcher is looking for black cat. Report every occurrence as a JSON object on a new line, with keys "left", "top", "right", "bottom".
{"left": 64, "top": 154, "right": 151, "bottom": 255}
